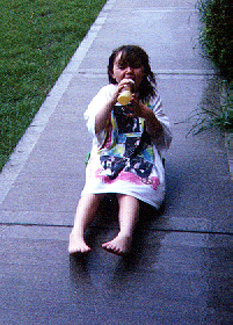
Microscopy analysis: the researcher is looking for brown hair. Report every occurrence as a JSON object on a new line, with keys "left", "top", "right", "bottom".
{"left": 108, "top": 45, "right": 157, "bottom": 102}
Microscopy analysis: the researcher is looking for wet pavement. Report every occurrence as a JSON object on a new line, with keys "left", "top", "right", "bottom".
{"left": 0, "top": 0, "right": 232, "bottom": 324}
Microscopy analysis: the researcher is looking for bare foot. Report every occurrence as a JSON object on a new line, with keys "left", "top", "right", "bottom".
{"left": 102, "top": 233, "right": 132, "bottom": 256}
{"left": 68, "top": 232, "right": 91, "bottom": 255}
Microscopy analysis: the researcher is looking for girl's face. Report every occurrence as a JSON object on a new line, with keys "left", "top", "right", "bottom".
{"left": 111, "top": 52, "right": 146, "bottom": 89}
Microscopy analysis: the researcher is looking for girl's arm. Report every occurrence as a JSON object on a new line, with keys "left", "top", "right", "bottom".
{"left": 130, "top": 95, "right": 163, "bottom": 138}
{"left": 95, "top": 80, "right": 130, "bottom": 134}
{"left": 95, "top": 95, "right": 117, "bottom": 134}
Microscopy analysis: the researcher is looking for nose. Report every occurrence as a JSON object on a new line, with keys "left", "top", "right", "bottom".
{"left": 124, "top": 66, "right": 134, "bottom": 78}
{"left": 125, "top": 66, "right": 133, "bottom": 73}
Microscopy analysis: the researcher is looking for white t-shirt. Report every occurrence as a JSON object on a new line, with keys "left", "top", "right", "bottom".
{"left": 81, "top": 84, "right": 172, "bottom": 209}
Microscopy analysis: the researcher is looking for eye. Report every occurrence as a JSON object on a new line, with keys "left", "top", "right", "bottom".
{"left": 117, "top": 63, "right": 126, "bottom": 70}
{"left": 132, "top": 62, "right": 142, "bottom": 69}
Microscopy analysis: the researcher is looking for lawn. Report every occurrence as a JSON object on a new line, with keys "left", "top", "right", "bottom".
{"left": 0, "top": 0, "right": 107, "bottom": 171}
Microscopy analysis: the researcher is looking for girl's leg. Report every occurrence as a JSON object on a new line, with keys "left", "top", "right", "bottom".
{"left": 68, "top": 193, "right": 105, "bottom": 254}
{"left": 102, "top": 194, "right": 139, "bottom": 255}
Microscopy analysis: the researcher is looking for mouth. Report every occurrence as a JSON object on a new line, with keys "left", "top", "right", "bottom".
{"left": 125, "top": 76, "right": 134, "bottom": 80}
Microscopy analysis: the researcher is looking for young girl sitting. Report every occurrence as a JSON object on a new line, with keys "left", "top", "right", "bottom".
{"left": 68, "top": 45, "right": 172, "bottom": 256}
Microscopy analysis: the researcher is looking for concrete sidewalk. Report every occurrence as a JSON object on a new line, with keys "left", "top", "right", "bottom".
{"left": 0, "top": 0, "right": 232, "bottom": 324}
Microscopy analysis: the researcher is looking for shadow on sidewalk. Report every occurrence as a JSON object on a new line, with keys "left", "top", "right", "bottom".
{"left": 69, "top": 195, "right": 167, "bottom": 285}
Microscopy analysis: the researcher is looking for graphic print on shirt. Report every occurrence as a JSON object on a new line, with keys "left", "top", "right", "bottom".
{"left": 96, "top": 104, "right": 159, "bottom": 189}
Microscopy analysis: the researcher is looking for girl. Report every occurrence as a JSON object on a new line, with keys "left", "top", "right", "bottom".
{"left": 68, "top": 45, "right": 172, "bottom": 256}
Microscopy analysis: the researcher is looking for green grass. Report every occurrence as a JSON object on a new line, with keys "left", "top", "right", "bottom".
{"left": 0, "top": 0, "right": 107, "bottom": 171}
{"left": 184, "top": 80, "right": 233, "bottom": 135}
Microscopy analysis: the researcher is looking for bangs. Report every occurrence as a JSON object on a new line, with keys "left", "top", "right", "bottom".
{"left": 117, "top": 49, "right": 143, "bottom": 68}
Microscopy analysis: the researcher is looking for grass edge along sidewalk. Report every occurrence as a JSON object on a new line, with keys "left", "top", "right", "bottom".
{"left": 0, "top": 0, "right": 107, "bottom": 171}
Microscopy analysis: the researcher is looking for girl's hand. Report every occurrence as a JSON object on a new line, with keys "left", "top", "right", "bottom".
{"left": 129, "top": 94, "right": 163, "bottom": 138}
{"left": 113, "top": 79, "right": 135, "bottom": 102}
{"left": 128, "top": 94, "right": 147, "bottom": 118}
{"left": 118, "top": 79, "right": 135, "bottom": 92}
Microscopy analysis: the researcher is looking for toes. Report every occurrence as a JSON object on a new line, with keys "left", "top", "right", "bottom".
{"left": 69, "top": 246, "right": 91, "bottom": 255}
{"left": 102, "top": 240, "right": 126, "bottom": 255}
{"left": 68, "top": 235, "right": 91, "bottom": 255}
{"left": 103, "top": 244, "right": 117, "bottom": 254}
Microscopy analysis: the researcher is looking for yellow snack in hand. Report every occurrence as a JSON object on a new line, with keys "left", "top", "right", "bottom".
{"left": 117, "top": 90, "right": 132, "bottom": 106}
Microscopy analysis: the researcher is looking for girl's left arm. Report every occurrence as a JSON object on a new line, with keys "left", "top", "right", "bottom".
{"left": 130, "top": 94, "right": 172, "bottom": 150}
{"left": 130, "top": 95, "right": 163, "bottom": 138}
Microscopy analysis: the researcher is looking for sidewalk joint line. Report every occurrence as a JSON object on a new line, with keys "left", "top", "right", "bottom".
{"left": 129, "top": 8, "right": 198, "bottom": 13}
{"left": 1, "top": 222, "right": 232, "bottom": 236}
{"left": 77, "top": 68, "right": 216, "bottom": 75}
